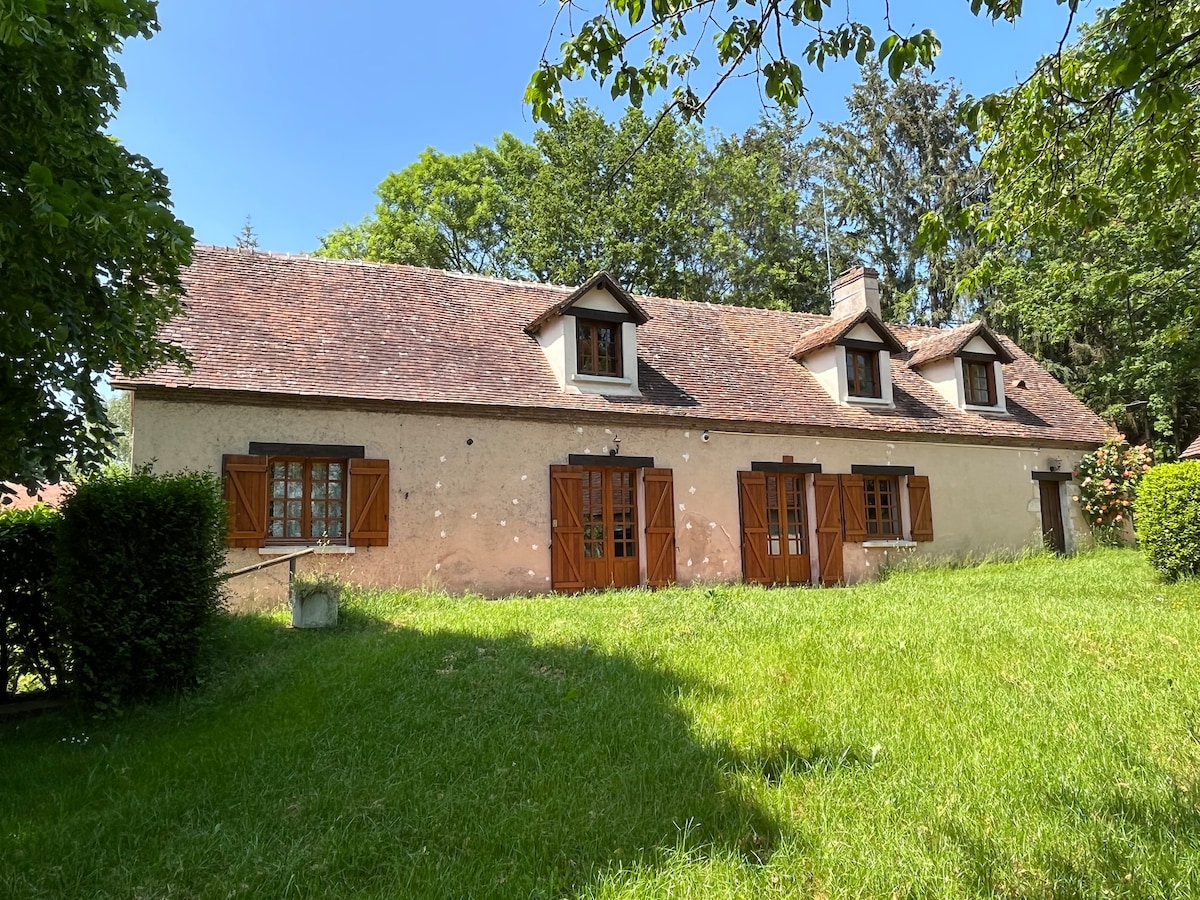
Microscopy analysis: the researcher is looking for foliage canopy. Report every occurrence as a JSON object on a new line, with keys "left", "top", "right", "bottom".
{"left": 0, "top": 0, "right": 193, "bottom": 493}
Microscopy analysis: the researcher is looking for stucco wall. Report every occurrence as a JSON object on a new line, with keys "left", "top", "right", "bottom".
{"left": 131, "top": 395, "right": 1091, "bottom": 606}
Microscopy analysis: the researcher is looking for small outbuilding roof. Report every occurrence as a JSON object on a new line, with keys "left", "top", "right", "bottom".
{"left": 1181, "top": 436, "right": 1200, "bottom": 460}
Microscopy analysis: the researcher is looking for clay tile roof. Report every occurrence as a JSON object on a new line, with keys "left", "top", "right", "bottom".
{"left": 907, "top": 321, "right": 1015, "bottom": 368}
{"left": 525, "top": 270, "right": 650, "bottom": 334}
{"left": 1182, "top": 435, "right": 1200, "bottom": 459}
{"left": 113, "top": 246, "right": 1112, "bottom": 448}
{"left": 790, "top": 308, "right": 905, "bottom": 358}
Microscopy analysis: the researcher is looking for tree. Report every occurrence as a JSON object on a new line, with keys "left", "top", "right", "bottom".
{"left": 532, "top": 2, "right": 1200, "bottom": 251}
{"left": 957, "top": 3, "right": 1200, "bottom": 454}
{"left": 514, "top": 103, "right": 709, "bottom": 298}
{"left": 235, "top": 215, "right": 259, "bottom": 250}
{"left": 812, "top": 64, "right": 985, "bottom": 325}
{"left": 526, "top": 0, "right": 954, "bottom": 125}
{"left": 318, "top": 104, "right": 829, "bottom": 310}
{"left": 105, "top": 391, "right": 133, "bottom": 470}
{"left": 318, "top": 138, "right": 537, "bottom": 278}
{"left": 1, "top": 2, "right": 193, "bottom": 493}
{"left": 698, "top": 111, "right": 832, "bottom": 312}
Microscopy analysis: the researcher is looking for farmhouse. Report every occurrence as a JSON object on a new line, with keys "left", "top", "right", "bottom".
{"left": 114, "top": 246, "right": 1109, "bottom": 598}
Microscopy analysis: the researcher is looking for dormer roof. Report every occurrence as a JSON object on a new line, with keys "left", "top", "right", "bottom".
{"left": 790, "top": 308, "right": 905, "bottom": 360}
{"left": 524, "top": 270, "right": 650, "bottom": 335}
{"left": 906, "top": 321, "right": 1015, "bottom": 369}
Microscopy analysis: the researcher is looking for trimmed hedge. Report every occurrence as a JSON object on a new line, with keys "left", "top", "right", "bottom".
{"left": 1134, "top": 461, "right": 1200, "bottom": 581}
{"left": 0, "top": 505, "right": 68, "bottom": 698}
{"left": 57, "top": 469, "right": 227, "bottom": 707}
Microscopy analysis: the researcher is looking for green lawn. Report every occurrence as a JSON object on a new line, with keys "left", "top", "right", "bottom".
{"left": 3, "top": 549, "right": 1200, "bottom": 898}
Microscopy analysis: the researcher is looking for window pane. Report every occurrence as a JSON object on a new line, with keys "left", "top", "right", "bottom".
{"left": 287, "top": 479, "right": 303, "bottom": 499}
{"left": 287, "top": 500, "right": 302, "bottom": 519}
{"left": 329, "top": 463, "right": 343, "bottom": 480}
{"left": 329, "top": 480, "right": 343, "bottom": 500}
{"left": 271, "top": 480, "right": 285, "bottom": 498}
{"left": 311, "top": 500, "right": 326, "bottom": 519}
{"left": 329, "top": 500, "right": 343, "bottom": 519}
{"left": 329, "top": 520, "right": 344, "bottom": 538}
{"left": 312, "top": 480, "right": 326, "bottom": 499}
{"left": 286, "top": 520, "right": 301, "bottom": 538}
{"left": 312, "top": 462, "right": 327, "bottom": 480}
{"left": 287, "top": 462, "right": 303, "bottom": 480}
{"left": 269, "top": 521, "right": 283, "bottom": 538}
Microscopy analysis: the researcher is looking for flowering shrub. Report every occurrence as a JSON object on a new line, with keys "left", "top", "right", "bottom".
{"left": 1072, "top": 438, "right": 1154, "bottom": 545}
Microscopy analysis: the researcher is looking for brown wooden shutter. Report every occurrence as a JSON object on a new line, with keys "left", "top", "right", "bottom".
{"left": 908, "top": 474, "right": 934, "bottom": 542}
{"left": 737, "top": 471, "right": 770, "bottom": 585}
{"left": 644, "top": 468, "right": 677, "bottom": 588}
{"left": 839, "top": 473, "right": 867, "bottom": 543}
{"left": 222, "top": 454, "right": 267, "bottom": 548}
{"left": 348, "top": 458, "right": 390, "bottom": 547}
{"left": 813, "top": 474, "right": 845, "bottom": 586}
{"left": 549, "top": 465, "right": 585, "bottom": 591}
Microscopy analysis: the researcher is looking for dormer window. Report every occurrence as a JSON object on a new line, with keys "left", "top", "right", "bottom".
{"left": 907, "top": 321, "right": 1014, "bottom": 413}
{"left": 791, "top": 306, "right": 904, "bottom": 408}
{"left": 526, "top": 271, "right": 649, "bottom": 398}
{"left": 963, "top": 358, "right": 997, "bottom": 407}
{"left": 577, "top": 318, "right": 622, "bottom": 378}
{"left": 846, "top": 347, "right": 882, "bottom": 399}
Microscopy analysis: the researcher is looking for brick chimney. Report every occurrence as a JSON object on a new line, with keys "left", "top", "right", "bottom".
{"left": 830, "top": 266, "right": 882, "bottom": 320}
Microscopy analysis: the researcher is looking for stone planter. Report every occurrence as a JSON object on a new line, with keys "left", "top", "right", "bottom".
{"left": 290, "top": 577, "right": 341, "bottom": 628}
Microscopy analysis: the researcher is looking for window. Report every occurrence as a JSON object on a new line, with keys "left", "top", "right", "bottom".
{"left": 222, "top": 452, "right": 390, "bottom": 549}
{"left": 846, "top": 348, "right": 881, "bottom": 398}
{"left": 577, "top": 319, "right": 623, "bottom": 377}
{"left": 963, "top": 359, "right": 997, "bottom": 406}
{"left": 863, "top": 475, "right": 901, "bottom": 537}
{"left": 765, "top": 474, "right": 806, "bottom": 557}
{"left": 268, "top": 458, "right": 346, "bottom": 542}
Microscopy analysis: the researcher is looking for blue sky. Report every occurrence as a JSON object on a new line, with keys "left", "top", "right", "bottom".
{"left": 110, "top": 1, "right": 1089, "bottom": 254}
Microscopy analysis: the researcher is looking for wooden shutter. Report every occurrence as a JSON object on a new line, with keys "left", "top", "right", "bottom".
{"left": 738, "top": 470, "right": 770, "bottom": 585}
{"left": 644, "top": 468, "right": 677, "bottom": 588}
{"left": 222, "top": 454, "right": 267, "bottom": 548}
{"left": 348, "top": 458, "right": 390, "bottom": 547}
{"left": 908, "top": 474, "right": 934, "bottom": 542}
{"left": 839, "top": 473, "right": 867, "bottom": 543}
{"left": 813, "top": 474, "right": 844, "bottom": 586}
{"left": 549, "top": 465, "right": 585, "bottom": 591}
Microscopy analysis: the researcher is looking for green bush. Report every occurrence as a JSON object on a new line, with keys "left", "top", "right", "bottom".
{"left": 57, "top": 469, "right": 228, "bottom": 708}
{"left": 1134, "top": 461, "right": 1200, "bottom": 581}
{"left": 0, "top": 504, "right": 68, "bottom": 698}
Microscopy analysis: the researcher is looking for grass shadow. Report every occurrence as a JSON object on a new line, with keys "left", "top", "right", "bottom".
{"left": 0, "top": 605, "right": 781, "bottom": 899}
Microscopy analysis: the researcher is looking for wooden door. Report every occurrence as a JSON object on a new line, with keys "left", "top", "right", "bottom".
{"left": 1039, "top": 479, "right": 1066, "bottom": 553}
{"left": 581, "top": 467, "right": 640, "bottom": 588}
{"left": 643, "top": 468, "right": 677, "bottom": 588}
{"left": 813, "top": 474, "right": 845, "bottom": 585}
{"left": 739, "top": 471, "right": 811, "bottom": 585}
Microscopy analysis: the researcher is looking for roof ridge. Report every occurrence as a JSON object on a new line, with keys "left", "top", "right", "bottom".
{"left": 194, "top": 244, "right": 579, "bottom": 294}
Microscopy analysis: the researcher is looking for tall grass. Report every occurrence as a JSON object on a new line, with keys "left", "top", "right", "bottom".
{"left": 2, "top": 549, "right": 1199, "bottom": 898}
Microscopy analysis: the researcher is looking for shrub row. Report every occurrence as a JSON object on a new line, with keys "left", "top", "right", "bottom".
{"left": 1135, "top": 461, "right": 1200, "bottom": 581}
{"left": 0, "top": 469, "right": 227, "bottom": 709}
{"left": 0, "top": 505, "right": 68, "bottom": 699}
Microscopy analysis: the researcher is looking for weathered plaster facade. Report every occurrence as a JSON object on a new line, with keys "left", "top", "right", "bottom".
{"left": 133, "top": 393, "right": 1089, "bottom": 606}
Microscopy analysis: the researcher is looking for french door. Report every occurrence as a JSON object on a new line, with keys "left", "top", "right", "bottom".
{"left": 581, "top": 467, "right": 640, "bottom": 588}
{"left": 739, "top": 471, "right": 812, "bottom": 585}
